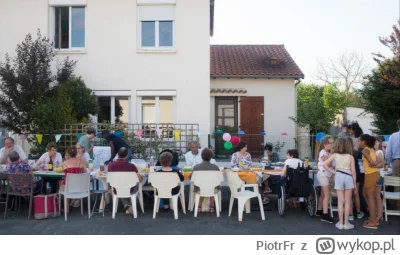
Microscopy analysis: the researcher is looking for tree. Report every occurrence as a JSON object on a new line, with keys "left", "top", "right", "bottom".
{"left": 358, "top": 21, "right": 400, "bottom": 134}
{"left": 0, "top": 30, "right": 76, "bottom": 134}
{"left": 315, "top": 51, "right": 369, "bottom": 95}
{"left": 290, "top": 83, "right": 348, "bottom": 134}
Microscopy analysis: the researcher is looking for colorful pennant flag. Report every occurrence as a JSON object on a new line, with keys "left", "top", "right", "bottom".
{"left": 238, "top": 130, "right": 245, "bottom": 135}
{"left": 36, "top": 134, "right": 43, "bottom": 145}
{"left": 174, "top": 130, "right": 181, "bottom": 141}
{"left": 55, "top": 134, "right": 62, "bottom": 143}
{"left": 136, "top": 129, "right": 143, "bottom": 140}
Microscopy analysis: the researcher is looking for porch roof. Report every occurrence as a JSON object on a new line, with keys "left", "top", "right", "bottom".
{"left": 210, "top": 45, "right": 304, "bottom": 79}
{"left": 210, "top": 88, "right": 247, "bottom": 94}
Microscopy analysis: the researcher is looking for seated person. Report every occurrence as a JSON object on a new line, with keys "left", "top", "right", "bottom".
{"left": 6, "top": 151, "right": 40, "bottom": 193}
{"left": 260, "top": 143, "right": 280, "bottom": 165}
{"left": 76, "top": 143, "right": 90, "bottom": 168}
{"left": 36, "top": 142, "right": 63, "bottom": 194}
{"left": 156, "top": 152, "right": 184, "bottom": 211}
{"left": 108, "top": 147, "right": 143, "bottom": 215}
{"left": 59, "top": 146, "right": 87, "bottom": 211}
{"left": 0, "top": 137, "right": 28, "bottom": 164}
{"left": 185, "top": 141, "right": 216, "bottom": 167}
{"left": 191, "top": 148, "right": 220, "bottom": 213}
{"left": 231, "top": 142, "right": 252, "bottom": 169}
{"left": 156, "top": 149, "right": 181, "bottom": 171}
{"left": 280, "top": 149, "right": 303, "bottom": 177}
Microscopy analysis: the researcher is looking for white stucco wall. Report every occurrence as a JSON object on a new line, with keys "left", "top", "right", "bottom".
{"left": 0, "top": 0, "right": 211, "bottom": 146}
{"left": 346, "top": 107, "right": 375, "bottom": 135}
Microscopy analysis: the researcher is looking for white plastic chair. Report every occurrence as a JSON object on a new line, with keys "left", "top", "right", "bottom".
{"left": 383, "top": 176, "right": 400, "bottom": 221}
{"left": 148, "top": 172, "right": 186, "bottom": 219}
{"left": 106, "top": 172, "right": 144, "bottom": 219}
{"left": 58, "top": 173, "right": 91, "bottom": 221}
{"left": 191, "top": 171, "right": 223, "bottom": 217}
{"left": 224, "top": 171, "right": 265, "bottom": 221}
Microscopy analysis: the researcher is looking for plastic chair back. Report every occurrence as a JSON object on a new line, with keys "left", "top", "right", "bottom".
{"left": 384, "top": 176, "right": 400, "bottom": 187}
{"left": 107, "top": 172, "right": 140, "bottom": 197}
{"left": 65, "top": 173, "right": 90, "bottom": 194}
{"left": 148, "top": 172, "right": 181, "bottom": 198}
{"left": 224, "top": 171, "right": 243, "bottom": 198}
{"left": 191, "top": 171, "right": 223, "bottom": 196}
{"left": 7, "top": 173, "right": 34, "bottom": 195}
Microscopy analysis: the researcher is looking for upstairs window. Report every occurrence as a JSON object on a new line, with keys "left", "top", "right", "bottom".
{"left": 53, "top": 6, "right": 86, "bottom": 49}
{"left": 141, "top": 21, "right": 173, "bottom": 47}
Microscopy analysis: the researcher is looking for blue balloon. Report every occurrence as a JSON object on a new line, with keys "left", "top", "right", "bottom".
{"left": 316, "top": 132, "right": 326, "bottom": 143}
{"left": 384, "top": 135, "right": 391, "bottom": 142}
{"left": 216, "top": 129, "right": 223, "bottom": 134}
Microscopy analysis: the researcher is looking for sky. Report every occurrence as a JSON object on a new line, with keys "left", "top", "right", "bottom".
{"left": 210, "top": 0, "right": 400, "bottom": 83}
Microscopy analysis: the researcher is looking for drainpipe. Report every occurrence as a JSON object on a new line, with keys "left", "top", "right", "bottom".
{"left": 294, "top": 79, "right": 301, "bottom": 139}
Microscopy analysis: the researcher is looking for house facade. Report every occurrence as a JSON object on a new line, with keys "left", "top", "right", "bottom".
{"left": 0, "top": 0, "right": 304, "bottom": 157}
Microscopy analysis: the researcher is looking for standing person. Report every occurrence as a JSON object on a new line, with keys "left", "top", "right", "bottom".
{"left": 77, "top": 128, "right": 96, "bottom": 157}
{"left": 385, "top": 120, "right": 400, "bottom": 186}
{"left": 101, "top": 130, "right": 131, "bottom": 164}
{"left": 316, "top": 135, "right": 335, "bottom": 223}
{"left": 349, "top": 123, "right": 363, "bottom": 151}
{"left": 338, "top": 124, "right": 350, "bottom": 138}
{"left": 323, "top": 138, "right": 357, "bottom": 230}
{"left": 374, "top": 137, "right": 384, "bottom": 223}
{"left": 107, "top": 147, "right": 143, "bottom": 215}
{"left": 358, "top": 134, "right": 382, "bottom": 229}
{"left": 0, "top": 137, "right": 28, "bottom": 164}
{"left": 346, "top": 138, "right": 364, "bottom": 221}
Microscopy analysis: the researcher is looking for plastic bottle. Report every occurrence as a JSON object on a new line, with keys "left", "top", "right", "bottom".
{"left": 89, "top": 159, "right": 94, "bottom": 172}
{"left": 304, "top": 157, "right": 309, "bottom": 168}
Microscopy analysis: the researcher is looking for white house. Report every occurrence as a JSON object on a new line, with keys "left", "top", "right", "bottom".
{"left": 0, "top": 0, "right": 304, "bottom": 157}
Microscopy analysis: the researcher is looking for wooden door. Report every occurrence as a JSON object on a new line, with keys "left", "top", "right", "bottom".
{"left": 240, "top": 96, "right": 264, "bottom": 157}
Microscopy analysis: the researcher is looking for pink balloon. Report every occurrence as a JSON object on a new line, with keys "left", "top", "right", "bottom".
{"left": 222, "top": 133, "right": 231, "bottom": 142}
{"left": 231, "top": 136, "right": 240, "bottom": 145}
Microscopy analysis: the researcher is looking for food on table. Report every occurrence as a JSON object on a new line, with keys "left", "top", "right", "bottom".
{"left": 54, "top": 167, "right": 64, "bottom": 173}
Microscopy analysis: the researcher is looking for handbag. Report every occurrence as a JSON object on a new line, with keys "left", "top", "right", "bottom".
{"left": 33, "top": 194, "right": 60, "bottom": 219}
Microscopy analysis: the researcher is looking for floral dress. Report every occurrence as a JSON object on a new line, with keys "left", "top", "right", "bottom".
{"left": 231, "top": 152, "right": 252, "bottom": 169}
{"left": 6, "top": 161, "right": 33, "bottom": 193}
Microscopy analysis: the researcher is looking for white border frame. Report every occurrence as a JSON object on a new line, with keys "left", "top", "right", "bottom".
{"left": 137, "top": 20, "right": 176, "bottom": 53}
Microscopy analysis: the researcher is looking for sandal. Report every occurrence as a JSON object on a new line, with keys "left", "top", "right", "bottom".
{"left": 363, "top": 220, "right": 378, "bottom": 229}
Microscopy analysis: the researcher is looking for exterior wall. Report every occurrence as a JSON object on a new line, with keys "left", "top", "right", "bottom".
{"left": 346, "top": 107, "right": 375, "bottom": 135}
{"left": 0, "top": 0, "right": 211, "bottom": 146}
{"left": 210, "top": 78, "right": 297, "bottom": 136}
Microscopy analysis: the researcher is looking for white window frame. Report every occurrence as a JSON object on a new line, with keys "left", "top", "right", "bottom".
{"left": 93, "top": 91, "right": 132, "bottom": 124}
{"left": 49, "top": 6, "right": 87, "bottom": 53}
{"left": 137, "top": 95, "right": 176, "bottom": 124}
{"left": 138, "top": 20, "right": 175, "bottom": 52}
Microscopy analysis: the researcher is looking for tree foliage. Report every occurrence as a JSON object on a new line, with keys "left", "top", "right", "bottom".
{"left": 0, "top": 30, "right": 76, "bottom": 133}
{"left": 290, "top": 83, "right": 348, "bottom": 134}
{"left": 358, "top": 21, "right": 400, "bottom": 134}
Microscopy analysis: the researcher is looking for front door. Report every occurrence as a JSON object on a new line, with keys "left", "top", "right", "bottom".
{"left": 240, "top": 96, "right": 264, "bottom": 157}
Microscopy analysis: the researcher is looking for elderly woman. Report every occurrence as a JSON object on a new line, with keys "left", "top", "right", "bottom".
{"left": 231, "top": 141, "right": 252, "bottom": 169}
{"left": 59, "top": 145, "right": 87, "bottom": 211}
{"left": 6, "top": 151, "right": 40, "bottom": 193}
{"left": 76, "top": 143, "right": 90, "bottom": 168}
{"left": 156, "top": 152, "right": 184, "bottom": 211}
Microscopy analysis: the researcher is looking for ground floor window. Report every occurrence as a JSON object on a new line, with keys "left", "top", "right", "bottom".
{"left": 215, "top": 97, "right": 238, "bottom": 128}
{"left": 139, "top": 96, "right": 174, "bottom": 124}
{"left": 97, "top": 96, "right": 130, "bottom": 123}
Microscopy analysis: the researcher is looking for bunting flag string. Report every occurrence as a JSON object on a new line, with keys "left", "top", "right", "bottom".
{"left": 55, "top": 134, "right": 62, "bottom": 143}
{"left": 174, "top": 130, "right": 181, "bottom": 141}
{"left": 136, "top": 129, "right": 143, "bottom": 140}
{"left": 36, "top": 134, "right": 43, "bottom": 145}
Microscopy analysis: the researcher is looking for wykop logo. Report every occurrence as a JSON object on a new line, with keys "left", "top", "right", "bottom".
{"left": 316, "top": 237, "right": 335, "bottom": 254}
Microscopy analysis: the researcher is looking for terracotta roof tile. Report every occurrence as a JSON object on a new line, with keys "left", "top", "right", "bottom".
{"left": 210, "top": 45, "right": 304, "bottom": 78}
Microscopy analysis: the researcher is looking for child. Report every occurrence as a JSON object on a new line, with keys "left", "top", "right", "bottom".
{"left": 358, "top": 134, "right": 383, "bottom": 229}
{"left": 374, "top": 137, "right": 384, "bottom": 222}
{"left": 338, "top": 124, "right": 350, "bottom": 138}
{"left": 316, "top": 136, "right": 335, "bottom": 223}
{"left": 324, "top": 138, "right": 357, "bottom": 230}
{"left": 346, "top": 138, "right": 364, "bottom": 221}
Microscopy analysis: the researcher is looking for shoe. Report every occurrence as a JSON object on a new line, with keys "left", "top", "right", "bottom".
{"left": 363, "top": 221, "right": 378, "bottom": 229}
{"left": 315, "top": 210, "right": 323, "bottom": 216}
{"left": 125, "top": 206, "right": 133, "bottom": 214}
{"left": 335, "top": 222, "right": 344, "bottom": 230}
{"left": 344, "top": 223, "right": 354, "bottom": 230}
{"left": 321, "top": 214, "right": 334, "bottom": 223}
{"left": 357, "top": 211, "right": 365, "bottom": 219}
{"left": 72, "top": 199, "right": 80, "bottom": 208}
{"left": 263, "top": 197, "right": 269, "bottom": 204}
{"left": 348, "top": 215, "right": 354, "bottom": 221}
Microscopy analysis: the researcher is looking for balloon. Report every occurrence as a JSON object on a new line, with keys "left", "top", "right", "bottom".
{"left": 281, "top": 132, "right": 288, "bottom": 136}
{"left": 316, "top": 132, "right": 327, "bottom": 143}
{"left": 238, "top": 130, "right": 245, "bottom": 135}
{"left": 216, "top": 129, "right": 223, "bottom": 134}
{"left": 222, "top": 133, "right": 231, "bottom": 142}
{"left": 231, "top": 136, "right": 240, "bottom": 145}
{"left": 224, "top": 141, "right": 233, "bottom": 150}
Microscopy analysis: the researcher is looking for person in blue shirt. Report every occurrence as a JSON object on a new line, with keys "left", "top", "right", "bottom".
{"left": 101, "top": 130, "right": 131, "bottom": 164}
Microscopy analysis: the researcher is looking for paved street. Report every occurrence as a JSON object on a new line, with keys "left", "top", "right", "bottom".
{"left": 1, "top": 187, "right": 399, "bottom": 235}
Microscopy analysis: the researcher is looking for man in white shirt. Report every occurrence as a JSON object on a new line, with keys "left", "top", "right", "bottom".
{"left": 0, "top": 137, "right": 28, "bottom": 164}
{"left": 185, "top": 141, "right": 216, "bottom": 167}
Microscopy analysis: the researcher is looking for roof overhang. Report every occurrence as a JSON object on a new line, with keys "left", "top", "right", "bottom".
{"left": 211, "top": 75, "right": 305, "bottom": 79}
